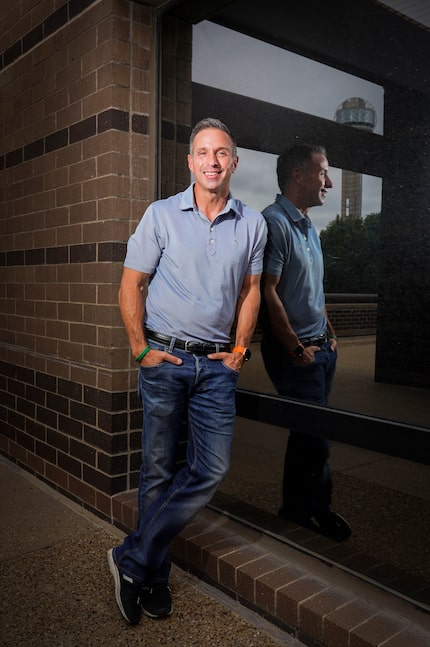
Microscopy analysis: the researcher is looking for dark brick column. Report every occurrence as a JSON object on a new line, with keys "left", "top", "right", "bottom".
{"left": 375, "top": 86, "right": 430, "bottom": 388}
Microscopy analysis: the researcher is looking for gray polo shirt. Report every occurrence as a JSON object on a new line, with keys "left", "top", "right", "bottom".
{"left": 262, "top": 194, "right": 327, "bottom": 339}
{"left": 124, "top": 183, "right": 267, "bottom": 343}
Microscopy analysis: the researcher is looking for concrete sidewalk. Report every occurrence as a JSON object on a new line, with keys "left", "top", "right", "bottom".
{"left": 0, "top": 455, "right": 302, "bottom": 647}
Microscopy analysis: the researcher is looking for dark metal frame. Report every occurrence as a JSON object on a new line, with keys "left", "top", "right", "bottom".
{"left": 236, "top": 389, "right": 430, "bottom": 466}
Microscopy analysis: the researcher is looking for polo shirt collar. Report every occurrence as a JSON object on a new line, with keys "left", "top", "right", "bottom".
{"left": 275, "top": 193, "right": 313, "bottom": 229}
{"left": 180, "top": 183, "right": 242, "bottom": 218}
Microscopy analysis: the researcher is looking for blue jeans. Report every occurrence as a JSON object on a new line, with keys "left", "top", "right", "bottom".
{"left": 114, "top": 343, "right": 238, "bottom": 584}
{"left": 261, "top": 336, "right": 337, "bottom": 519}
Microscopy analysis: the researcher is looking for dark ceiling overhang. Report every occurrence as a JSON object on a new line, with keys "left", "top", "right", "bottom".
{"left": 169, "top": 0, "right": 430, "bottom": 95}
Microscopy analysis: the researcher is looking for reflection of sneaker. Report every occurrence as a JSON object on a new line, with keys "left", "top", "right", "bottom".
{"left": 141, "top": 584, "right": 173, "bottom": 618}
{"left": 278, "top": 507, "right": 351, "bottom": 542}
{"left": 107, "top": 548, "right": 142, "bottom": 625}
{"left": 313, "top": 511, "right": 352, "bottom": 542}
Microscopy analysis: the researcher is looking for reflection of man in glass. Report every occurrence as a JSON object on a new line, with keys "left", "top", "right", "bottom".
{"left": 260, "top": 143, "right": 351, "bottom": 541}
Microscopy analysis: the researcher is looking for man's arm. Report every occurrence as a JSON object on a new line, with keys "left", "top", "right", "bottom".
{"left": 229, "top": 273, "right": 262, "bottom": 370}
{"left": 118, "top": 267, "right": 181, "bottom": 366}
{"left": 262, "top": 272, "right": 299, "bottom": 351}
{"left": 324, "top": 307, "right": 338, "bottom": 352}
{"left": 234, "top": 273, "right": 262, "bottom": 347}
{"left": 118, "top": 267, "right": 150, "bottom": 358}
{"left": 262, "top": 272, "right": 320, "bottom": 364}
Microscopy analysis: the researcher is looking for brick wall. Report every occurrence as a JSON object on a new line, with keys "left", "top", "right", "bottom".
{"left": 0, "top": 0, "right": 193, "bottom": 519}
{"left": 326, "top": 302, "right": 376, "bottom": 337}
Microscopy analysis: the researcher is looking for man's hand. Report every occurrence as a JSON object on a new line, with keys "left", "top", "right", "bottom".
{"left": 291, "top": 345, "right": 321, "bottom": 366}
{"left": 329, "top": 337, "right": 338, "bottom": 352}
{"left": 137, "top": 349, "right": 182, "bottom": 366}
{"left": 207, "top": 350, "right": 244, "bottom": 371}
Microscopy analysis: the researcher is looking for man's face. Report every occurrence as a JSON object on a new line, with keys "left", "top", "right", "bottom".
{"left": 187, "top": 128, "right": 238, "bottom": 195}
{"left": 300, "top": 152, "right": 333, "bottom": 208}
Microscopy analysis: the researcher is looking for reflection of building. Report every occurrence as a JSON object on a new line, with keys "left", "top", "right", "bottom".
{"left": 335, "top": 98, "right": 377, "bottom": 218}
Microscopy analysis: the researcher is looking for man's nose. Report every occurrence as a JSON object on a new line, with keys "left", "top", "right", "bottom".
{"left": 207, "top": 151, "right": 219, "bottom": 165}
{"left": 325, "top": 175, "right": 333, "bottom": 188}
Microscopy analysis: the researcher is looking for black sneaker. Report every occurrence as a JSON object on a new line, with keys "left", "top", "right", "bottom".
{"left": 107, "top": 548, "right": 142, "bottom": 625}
{"left": 141, "top": 584, "right": 173, "bottom": 618}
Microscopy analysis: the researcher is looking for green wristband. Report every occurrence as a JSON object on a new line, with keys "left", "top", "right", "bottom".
{"left": 135, "top": 346, "right": 151, "bottom": 362}
{"left": 329, "top": 335, "right": 338, "bottom": 340}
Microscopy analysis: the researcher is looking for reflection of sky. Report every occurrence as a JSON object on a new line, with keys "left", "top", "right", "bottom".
{"left": 192, "top": 21, "right": 383, "bottom": 231}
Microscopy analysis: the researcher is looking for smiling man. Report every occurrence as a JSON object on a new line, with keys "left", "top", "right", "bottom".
{"left": 260, "top": 144, "right": 351, "bottom": 542}
{"left": 107, "top": 118, "right": 267, "bottom": 626}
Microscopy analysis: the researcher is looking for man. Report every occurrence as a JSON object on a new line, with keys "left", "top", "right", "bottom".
{"left": 260, "top": 143, "right": 351, "bottom": 542}
{"left": 108, "top": 118, "right": 267, "bottom": 625}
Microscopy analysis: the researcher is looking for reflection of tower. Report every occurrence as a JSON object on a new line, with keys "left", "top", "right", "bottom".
{"left": 334, "top": 98, "right": 376, "bottom": 219}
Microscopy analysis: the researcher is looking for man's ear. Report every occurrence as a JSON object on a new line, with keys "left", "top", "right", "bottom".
{"left": 291, "top": 166, "right": 304, "bottom": 185}
{"left": 187, "top": 154, "right": 194, "bottom": 174}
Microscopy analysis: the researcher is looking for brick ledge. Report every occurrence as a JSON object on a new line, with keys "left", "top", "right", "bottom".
{"left": 112, "top": 491, "right": 429, "bottom": 647}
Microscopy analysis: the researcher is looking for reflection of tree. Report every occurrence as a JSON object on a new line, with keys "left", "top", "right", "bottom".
{"left": 320, "top": 213, "right": 381, "bottom": 293}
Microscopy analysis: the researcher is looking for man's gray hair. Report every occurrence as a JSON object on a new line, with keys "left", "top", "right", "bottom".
{"left": 189, "top": 118, "right": 237, "bottom": 156}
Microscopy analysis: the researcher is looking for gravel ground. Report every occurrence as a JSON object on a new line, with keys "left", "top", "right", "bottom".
{"left": 0, "top": 530, "right": 290, "bottom": 647}
{"left": 0, "top": 458, "right": 303, "bottom": 647}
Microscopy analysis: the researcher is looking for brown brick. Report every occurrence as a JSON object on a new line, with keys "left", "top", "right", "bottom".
{"left": 69, "top": 474, "right": 96, "bottom": 507}
{"left": 69, "top": 201, "right": 97, "bottom": 225}
{"left": 381, "top": 628, "right": 430, "bottom": 646}
{"left": 97, "top": 151, "right": 129, "bottom": 177}
{"left": 45, "top": 462, "right": 69, "bottom": 491}
{"left": 58, "top": 303, "right": 84, "bottom": 324}
{"left": 299, "top": 587, "right": 354, "bottom": 645}
{"left": 55, "top": 142, "right": 83, "bottom": 169}
{"left": 324, "top": 599, "right": 378, "bottom": 647}
{"left": 112, "top": 493, "right": 137, "bottom": 531}
{"left": 46, "top": 320, "right": 69, "bottom": 341}
{"left": 186, "top": 527, "right": 232, "bottom": 571}
{"left": 95, "top": 490, "right": 112, "bottom": 518}
{"left": 69, "top": 158, "right": 97, "bottom": 184}
{"left": 276, "top": 576, "right": 328, "bottom": 630}
{"left": 26, "top": 451, "right": 45, "bottom": 476}
{"left": 237, "top": 554, "right": 282, "bottom": 604}
{"left": 350, "top": 614, "right": 409, "bottom": 647}
{"left": 57, "top": 340, "right": 83, "bottom": 363}
{"left": 256, "top": 564, "right": 307, "bottom": 617}
{"left": 81, "top": 87, "right": 113, "bottom": 118}
{"left": 56, "top": 183, "right": 83, "bottom": 208}
{"left": 218, "top": 545, "right": 268, "bottom": 592}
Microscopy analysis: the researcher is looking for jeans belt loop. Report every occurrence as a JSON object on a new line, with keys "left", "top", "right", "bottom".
{"left": 168, "top": 336, "right": 176, "bottom": 353}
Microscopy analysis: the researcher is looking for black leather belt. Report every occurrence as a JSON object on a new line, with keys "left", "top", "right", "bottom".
{"left": 299, "top": 332, "right": 329, "bottom": 348}
{"left": 146, "top": 330, "right": 230, "bottom": 355}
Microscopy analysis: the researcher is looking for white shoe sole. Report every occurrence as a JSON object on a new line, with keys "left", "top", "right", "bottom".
{"left": 107, "top": 548, "right": 140, "bottom": 624}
